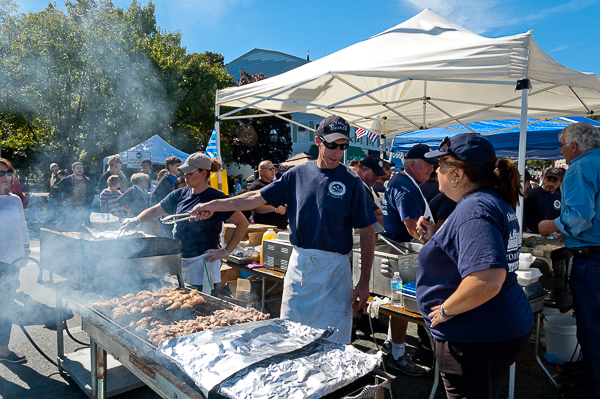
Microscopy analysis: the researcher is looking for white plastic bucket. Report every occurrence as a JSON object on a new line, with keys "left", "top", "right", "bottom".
{"left": 544, "top": 315, "right": 581, "bottom": 362}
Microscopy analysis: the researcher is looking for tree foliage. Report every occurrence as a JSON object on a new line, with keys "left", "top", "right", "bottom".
{"left": 221, "top": 70, "right": 293, "bottom": 167}
{"left": 0, "top": 0, "right": 233, "bottom": 179}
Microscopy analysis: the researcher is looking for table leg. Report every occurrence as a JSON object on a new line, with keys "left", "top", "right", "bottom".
{"left": 426, "top": 327, "right": 439, "bottom": 399}
{"left": 534, "top": 313, "right": 560, "bottom": 398}
{"left": 97, "top": 344, "right": 107, "bottom": 399}
{"left": 90, "top": 340, "right": 98, "bottom": 398}
{"left": 261, "top": 278, "right": 266, "bottom": 313}
{"left": 509, "top": 363, "right": 515, "bottom": 399}
{"left": 56, "top": 290, "right": 64, "bottom": 373}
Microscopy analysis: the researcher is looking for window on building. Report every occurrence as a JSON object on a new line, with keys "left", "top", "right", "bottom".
{"left": 293, "top": 124, "right": 297, "bottom": 142}
{"left": 310, "top": 121, "right": 315, "bottom": 141}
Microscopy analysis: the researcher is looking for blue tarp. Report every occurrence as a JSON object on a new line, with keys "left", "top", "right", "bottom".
{"left": 103, "top": 134, "right": 190, "bottom": 165}
{"left": 391, "top": 117, "right": 600, "bottom": 160}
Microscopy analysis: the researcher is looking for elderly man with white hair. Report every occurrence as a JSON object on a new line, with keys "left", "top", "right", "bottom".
{"left": 539, "top": 122, "right": 600, "bottom": 397}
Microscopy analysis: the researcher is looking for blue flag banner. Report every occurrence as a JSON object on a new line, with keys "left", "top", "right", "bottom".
{"left": 206, "top": 129, "right": 218, "bottom": 160}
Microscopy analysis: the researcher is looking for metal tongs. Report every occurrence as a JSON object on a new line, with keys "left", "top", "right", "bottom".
{"left": 160, "top": 213, "right": 196, "bottom": 224}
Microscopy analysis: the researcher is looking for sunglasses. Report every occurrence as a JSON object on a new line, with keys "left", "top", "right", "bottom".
{"left": 319, "top": 137, "right": 350, "bottom": 151}
{"left": 0, "top": 170, "right": 14, "bottom": 177}
{"left": 438, "top": 136, "right": 452, "bottom": 153}
{"left": 261, "top": 167, "right": 276, "bottom": 171}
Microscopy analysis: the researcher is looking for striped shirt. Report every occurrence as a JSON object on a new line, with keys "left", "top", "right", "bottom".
{"left": 99, "top": 189, "right": 126, "bottom": 217}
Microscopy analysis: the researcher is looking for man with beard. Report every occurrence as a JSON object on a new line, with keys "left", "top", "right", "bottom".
{"left": 523, "top": 167, "right": 564, "bottom": 233}
{"left": 54, "top": 162, "right": 95, "bottom": 226}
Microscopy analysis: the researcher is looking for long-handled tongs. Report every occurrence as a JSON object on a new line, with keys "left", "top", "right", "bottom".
{"left": 160, "top": 213, "right": 196, "bottom": 224}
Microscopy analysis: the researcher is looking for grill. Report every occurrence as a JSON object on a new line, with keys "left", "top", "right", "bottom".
{"left": 521, "top": 234, "right": 573, "bottom": 309}
{"left": 40, "top": 227, "right": 182, "bottom": 290}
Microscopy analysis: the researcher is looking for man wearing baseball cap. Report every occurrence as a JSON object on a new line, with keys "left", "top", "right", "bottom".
{"left": 356, "top": 155, "right": 388, "bottom": 227}
{"left": 523, "top": 167, "right": 564, "bottom": 234}
{"left": 380, "top": 143, "right": 438, "bottom": 376}
{"left": 191, "top": 115, "right": 376, "bottom": 344}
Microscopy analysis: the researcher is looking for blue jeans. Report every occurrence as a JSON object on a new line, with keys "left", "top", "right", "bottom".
{"left": 570, "top": 252, "right": 600, "bottom": 394}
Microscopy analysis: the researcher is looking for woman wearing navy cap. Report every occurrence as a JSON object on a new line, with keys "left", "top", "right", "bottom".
{"left": 415, "top": 133, "right": 533, "bottom": 399}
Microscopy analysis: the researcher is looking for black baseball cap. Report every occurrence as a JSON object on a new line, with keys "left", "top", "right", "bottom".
{"left": 316, "top": 115, "right": 351, "bottom": 142}
{"left": 141, "top": 159, "right": 152, "bottom": 166}
{"left": 359, "top": 155, "right": 387, "bottom": 176}
{"left": 425, "top": 133, "right": 496, "bottom": 168}
{"left": 405, "top": 144, "right": 438, "bottom": 165}
{"left": 545, "top": 167, "right": 565, "bottom": 180}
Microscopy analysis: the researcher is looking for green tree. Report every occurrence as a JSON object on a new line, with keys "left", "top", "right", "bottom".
{"left": 221, "top": 70, "right": 293, "bottom": 167}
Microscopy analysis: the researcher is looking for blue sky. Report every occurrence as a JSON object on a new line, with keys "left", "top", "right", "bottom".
{"left": 16, "top": 0, "right": 600, "bottom": 75}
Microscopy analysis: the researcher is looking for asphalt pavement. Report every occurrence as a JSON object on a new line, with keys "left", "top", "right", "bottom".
{"left": 0, "top": 217, "right": 568, "bottom": 399}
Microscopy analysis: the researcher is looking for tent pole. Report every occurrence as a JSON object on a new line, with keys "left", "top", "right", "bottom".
{"left": 516, "top": 80, "right": 529, "bottom": 234}
{"left": 215, "top": 103, "right": 222, "bottom": 191}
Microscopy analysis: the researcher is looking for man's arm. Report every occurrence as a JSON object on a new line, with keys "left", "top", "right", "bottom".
{"left": 254, "top": 204, "right": 286, "bottom": 214}
{"left": 538, "top": 219, "right": 559, "bottom": 237}
{"left": 403, "top": 219, "right": 420, "bottom": 241}
{"left": 352, "top": 224, "right": 375, "bottom": 316}
{"left": 374, "top": 208, "right": 384, "bottom": 226}
{"left": 191, "top": 190, "right": 267, "bottom": 220}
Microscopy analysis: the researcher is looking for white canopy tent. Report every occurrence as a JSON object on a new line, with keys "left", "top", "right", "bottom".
{"left": 214, "top": 8, "right": 600, "bottom": 230}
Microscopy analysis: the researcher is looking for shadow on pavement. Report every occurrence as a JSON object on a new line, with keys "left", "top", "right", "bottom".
{"left": 1, "top": 363, "right": 85, "bottom": 399}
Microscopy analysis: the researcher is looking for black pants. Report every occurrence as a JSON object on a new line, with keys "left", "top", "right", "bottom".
{"left": 0, "top": 262, "right": 20, "bottom": 347}
{"left": 435, "top": 333, "right": 530, "bottom": 399}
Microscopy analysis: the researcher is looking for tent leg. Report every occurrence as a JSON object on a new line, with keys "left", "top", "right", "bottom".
{"left": 516, "top": 80, "right": 529, "bottom": 232}
{"left": 215, "top": 103, "right": 222, "bottom": 191}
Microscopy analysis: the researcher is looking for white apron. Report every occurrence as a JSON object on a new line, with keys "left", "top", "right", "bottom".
{"left": 280, "top": 246, "right": 353, "bottom": 344}
{"left": 181, "top": 254, "right": 221, "bottom": 294}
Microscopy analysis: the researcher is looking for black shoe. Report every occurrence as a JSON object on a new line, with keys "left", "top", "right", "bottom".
{"left": 0, "top": 351, "right": 27, "bottom": 364}
{"left": 388, "top": 352, "right": 426, "bottom": 376}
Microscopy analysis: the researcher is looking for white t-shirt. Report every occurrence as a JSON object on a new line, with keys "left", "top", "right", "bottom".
{"left": 0, "top": 193, "right": 29, "bottom": 264}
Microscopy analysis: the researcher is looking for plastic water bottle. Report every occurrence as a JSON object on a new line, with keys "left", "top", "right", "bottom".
{"left": 391, "top": 272, "right": 403, "bottom": 308}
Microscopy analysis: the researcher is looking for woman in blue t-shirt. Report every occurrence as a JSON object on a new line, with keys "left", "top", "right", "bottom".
{"left": 415, "top": 134, "right": 533, "bottom": 399}
{"left": 121, "top": 152, "right": 249, "bottom": 294}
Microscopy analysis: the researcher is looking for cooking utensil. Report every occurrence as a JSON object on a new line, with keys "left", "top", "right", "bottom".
{"left": 160, "top": 213, "right": 196, "bottom": 224}
{"left": 379, "top": 236, "right": 408, "bottom": 255}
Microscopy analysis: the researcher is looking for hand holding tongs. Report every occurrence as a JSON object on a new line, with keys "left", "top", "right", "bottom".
{"left": 160, "top": 213, "right": 196, "bottom": 224}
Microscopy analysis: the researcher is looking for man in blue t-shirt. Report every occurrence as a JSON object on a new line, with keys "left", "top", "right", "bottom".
{"left": 381, "top": 143, "right": 437, "bottom": 376}
{"left": 192, "top": 115, "right": 376, "bottom": 344}
{"left": 523, "top": 167, "right": 563, "bottom": 233}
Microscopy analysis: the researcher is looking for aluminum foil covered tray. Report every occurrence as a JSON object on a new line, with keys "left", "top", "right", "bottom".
{"left": 158, "top": 319, "right": 351, "bottom": 396}
{"left": 217, "top": 338, "right": 381, "bottom": 399}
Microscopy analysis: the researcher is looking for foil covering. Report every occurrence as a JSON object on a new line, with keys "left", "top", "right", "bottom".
{"left": 157, "top": 319, "right": 332, "bottom": 396}
{"left": 217, "top": 339, "right": 381, "bottom": 399}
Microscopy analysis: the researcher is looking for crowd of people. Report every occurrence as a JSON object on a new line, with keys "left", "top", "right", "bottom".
{"left": 3, "top": 118, "right": 600, "bottom": 399}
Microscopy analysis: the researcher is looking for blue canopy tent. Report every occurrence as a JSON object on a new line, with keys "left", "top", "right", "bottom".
{"left": 391, "top": 117, "right": 600, "bottom": 160}
{"left": 103, "top": 134, "right": 190, "bottom": 165}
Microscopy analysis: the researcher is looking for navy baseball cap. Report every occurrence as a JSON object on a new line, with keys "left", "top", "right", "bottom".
{"left": 425, "top": 133, "right": 496, "bottom": 168}
{"left": 316, "top": 115, "right": 351, "bottom": 142}
{"left": 360, "top": 155, "right": 387, "bottom": 176}
{"left": 405, "top": 144, "right": 438, "bottom": 165}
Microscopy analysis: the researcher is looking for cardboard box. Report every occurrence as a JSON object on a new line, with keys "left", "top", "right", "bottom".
{"left": 223, "top": 223, "right": 279, "bottom": 245}
{"left": 216, "top": 265, "right": 240, "bottom": 292}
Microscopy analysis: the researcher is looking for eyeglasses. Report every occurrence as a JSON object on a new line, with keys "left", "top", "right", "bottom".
{"left": 261, "top": 167, "right": 276, "bottom": 171}
{"left": 319, "top": 137, "right": 350, "bottom": 151}
{"left": 557, "top": 142, "right": 572, "bottom": 151}
{"left": 0, "top": 170, "right": 14, "bottom": 177}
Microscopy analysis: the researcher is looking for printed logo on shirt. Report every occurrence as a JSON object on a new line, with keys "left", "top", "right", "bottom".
{"left": 554, "top": 200, "right": 561, "bottom": 210}
{"left": 506, "top": 228, "right": 521, "bottom": 272}
{"left": 328, "top": 181, "right": 346, "bottom": 199}
{"left": 507, "top": 212, "right": 518, "bottom": 222}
